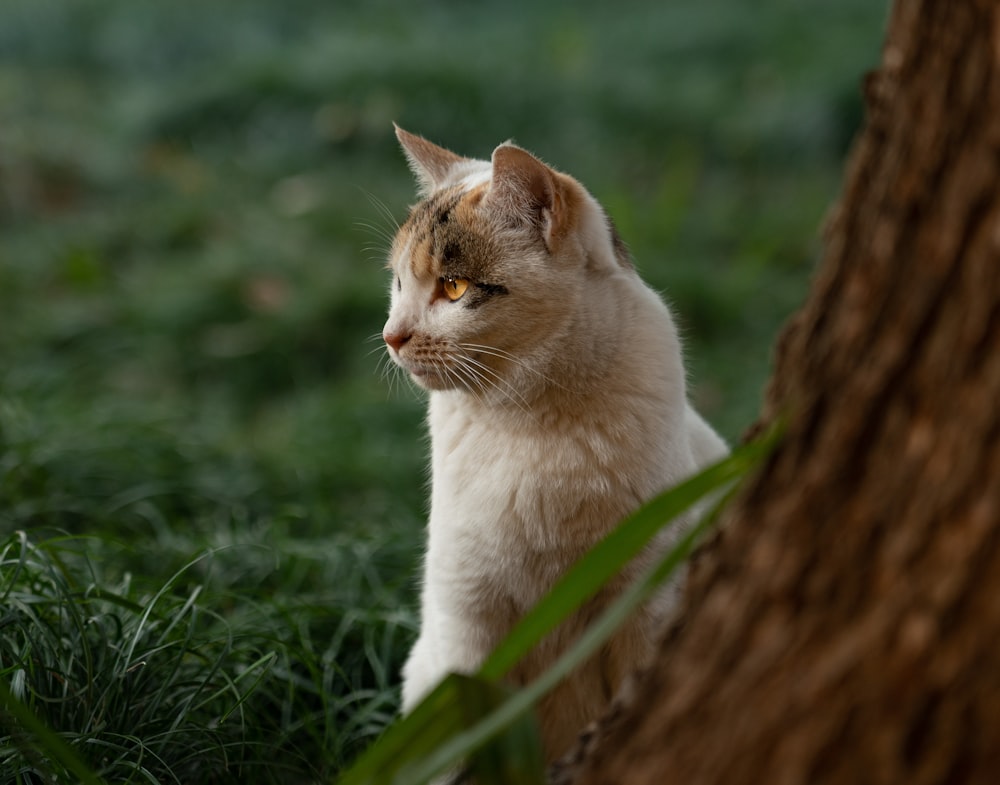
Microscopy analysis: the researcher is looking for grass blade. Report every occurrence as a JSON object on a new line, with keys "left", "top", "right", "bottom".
{"left": 0, "top": 677, "right": 106, "bottom": 785}
{"left": 336, "top": 675, "right": 468, "bottom": 785}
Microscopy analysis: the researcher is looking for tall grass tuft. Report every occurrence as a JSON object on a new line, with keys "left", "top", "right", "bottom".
{"left": 0, "top": 531, "right": 409, "bottom": 784}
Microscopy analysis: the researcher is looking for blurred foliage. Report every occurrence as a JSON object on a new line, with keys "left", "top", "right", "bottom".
{"left": 0, "top": 0, "right": 886, "bottom": 780}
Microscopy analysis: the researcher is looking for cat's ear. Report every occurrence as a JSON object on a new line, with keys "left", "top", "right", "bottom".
{"left": 487, "top": 144, "right": 568, "bottom": 251}
{"left": 395, "top": 124, "right": 469, "bottom": 196}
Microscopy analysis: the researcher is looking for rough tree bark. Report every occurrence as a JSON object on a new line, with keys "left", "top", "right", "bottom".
{"left": 552, "top": 1, "right": 1000, "bottom": 783}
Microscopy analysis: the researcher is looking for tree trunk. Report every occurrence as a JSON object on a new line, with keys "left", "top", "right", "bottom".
{"left": 552, "top": 1, "right": 1000, "bottom": 783}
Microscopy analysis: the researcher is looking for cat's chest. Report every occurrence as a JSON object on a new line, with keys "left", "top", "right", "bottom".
{"left": 427, "top": 395, "right": 647, "bottom": 550}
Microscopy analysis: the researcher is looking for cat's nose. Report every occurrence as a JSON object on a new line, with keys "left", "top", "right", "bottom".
{"left": 383, "top": 330, "right": 411, "bottom": 352}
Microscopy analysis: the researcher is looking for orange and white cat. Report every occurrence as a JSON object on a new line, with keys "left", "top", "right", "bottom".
{"left": 383, "top": 125, "right": 727, "bottom": 762}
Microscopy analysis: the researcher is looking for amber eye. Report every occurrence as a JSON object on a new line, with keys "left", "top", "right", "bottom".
{"left": 442, "top": 277, "right": 470, "bottom": 301}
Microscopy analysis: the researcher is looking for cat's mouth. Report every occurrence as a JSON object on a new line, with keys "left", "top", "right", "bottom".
{"left": 394, "top": 345, "right": 500, "bottom": 393}
{"left": 396, "top": 357, "right": 454, "bottom": 390}
{"left": 407, "top": 364, "right": 455, "bottom": 391}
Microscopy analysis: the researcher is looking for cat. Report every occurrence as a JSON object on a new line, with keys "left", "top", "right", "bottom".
{"left": 382, "top": 125, "right": 728, "bottom": 764}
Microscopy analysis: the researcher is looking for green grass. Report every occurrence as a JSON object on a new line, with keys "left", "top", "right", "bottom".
{"left": 1, "top": 531, "right": 411, "bottom": 781}
{"left": 1, "top": 1, "right": 886, "bottom": 782}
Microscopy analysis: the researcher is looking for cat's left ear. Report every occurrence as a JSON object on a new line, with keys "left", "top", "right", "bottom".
{"left": 395, "top": 124, "right": 470, "bottom": 197}
{"left": 487, "top": 144, "right": 570, "bottom": 252}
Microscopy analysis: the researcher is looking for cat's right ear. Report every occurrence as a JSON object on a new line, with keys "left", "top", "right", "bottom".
{"left": 395, "top": 124, "right": 468, "bottom": 197}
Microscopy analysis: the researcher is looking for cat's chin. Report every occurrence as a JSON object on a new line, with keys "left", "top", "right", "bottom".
{"left": 408, "top": 367, "right": 458, "bottom": 392}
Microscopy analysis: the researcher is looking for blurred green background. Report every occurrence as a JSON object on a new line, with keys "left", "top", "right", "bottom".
{"left": 0, "top": 0, "right": 885, "bottom": 780}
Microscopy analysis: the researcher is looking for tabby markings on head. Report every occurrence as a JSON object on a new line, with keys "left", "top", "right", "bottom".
{"left": 401, "top": 184, "right": 509, "bottom": 305}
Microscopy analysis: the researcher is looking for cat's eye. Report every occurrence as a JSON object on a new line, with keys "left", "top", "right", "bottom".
{"left": 442, "top": 277, "right": 470, "bottom": 301}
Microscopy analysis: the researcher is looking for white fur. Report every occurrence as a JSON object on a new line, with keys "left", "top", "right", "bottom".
{"left": 384, "top": 134, "right": 728, "bottom": 761}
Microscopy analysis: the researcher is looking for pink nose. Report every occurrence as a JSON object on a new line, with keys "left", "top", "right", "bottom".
{"left": 383, "top": 330, "right": 411, "bottom": 352}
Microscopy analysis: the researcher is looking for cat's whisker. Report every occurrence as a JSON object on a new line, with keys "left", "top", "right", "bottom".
{"left": 459, "top": 342, "right": 574, "bottom": 394}
{"left": 359, "top": 243, "right": 392, "bottom": 264}
{"left": 447, "top": 352, "right": 489, "bottom": 394}
{"left": 376, "top": 361, "right": 393, "bottom": 393}
{"left": 355, "top": 187, "right": 403, "bottom": 267}
{"left": 451, "top": 359, "right": 500, "bottom": 412}
{"left": 359, "top": 188, "right": 402, "bottom": 233}
{"left": 377, "top": 356, "right": 395, "bottom": 383}
{"left": 455, "top": 353, "right": 534, "bottom": 418}
{"left": 456, "top": 356, "right": 493, "bottom": 395}
{"left": 457, "top": 354, "right": 514, "bottom": 396}
{"left": 354, "top": 216, "right": 398, "bottom": 236}
{"left": 367, "top": 191, "right": 402, "bottom": 229}
{"left": 366, "top": 334, "right": 395, "bottom": 366}
{"left": 371, "top": 344, "right": 411, "bottom": 400}
{"left": 390, "top": 362, "right": 418, "bottom": 399}
{"left": 440, "top": 361, "right": 479, "bottom": 403}
{"left": 355, "top": 221, "right": 397, "bottom": 250}
{"left": 459, "top": 342, "right": 549, "bottom": 377}
{"left": 449, "top": 361, "right": 479, "bottom": 394}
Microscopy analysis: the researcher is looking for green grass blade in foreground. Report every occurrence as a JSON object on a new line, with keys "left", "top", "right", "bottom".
{"left": 447, "top": 675, "right": 544, "bottom": 785}
{"left": 336, "top": 675, "right": 469, "bottom": 785}
{"left": 0, "top": 678, "right": 105, "bottom": 785}
{"left": 397, "top": 484, "right": 739, "bottom": 785}
{"left": 478, "top": 436, "right": 770, "bottom": 681}
{"left": 338, "top": 671, "right": 544, "bottom": 785}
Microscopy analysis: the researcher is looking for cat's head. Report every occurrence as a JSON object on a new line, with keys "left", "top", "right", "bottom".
{"left": 382, "top": 125, "right": 630, "bottom": 401}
